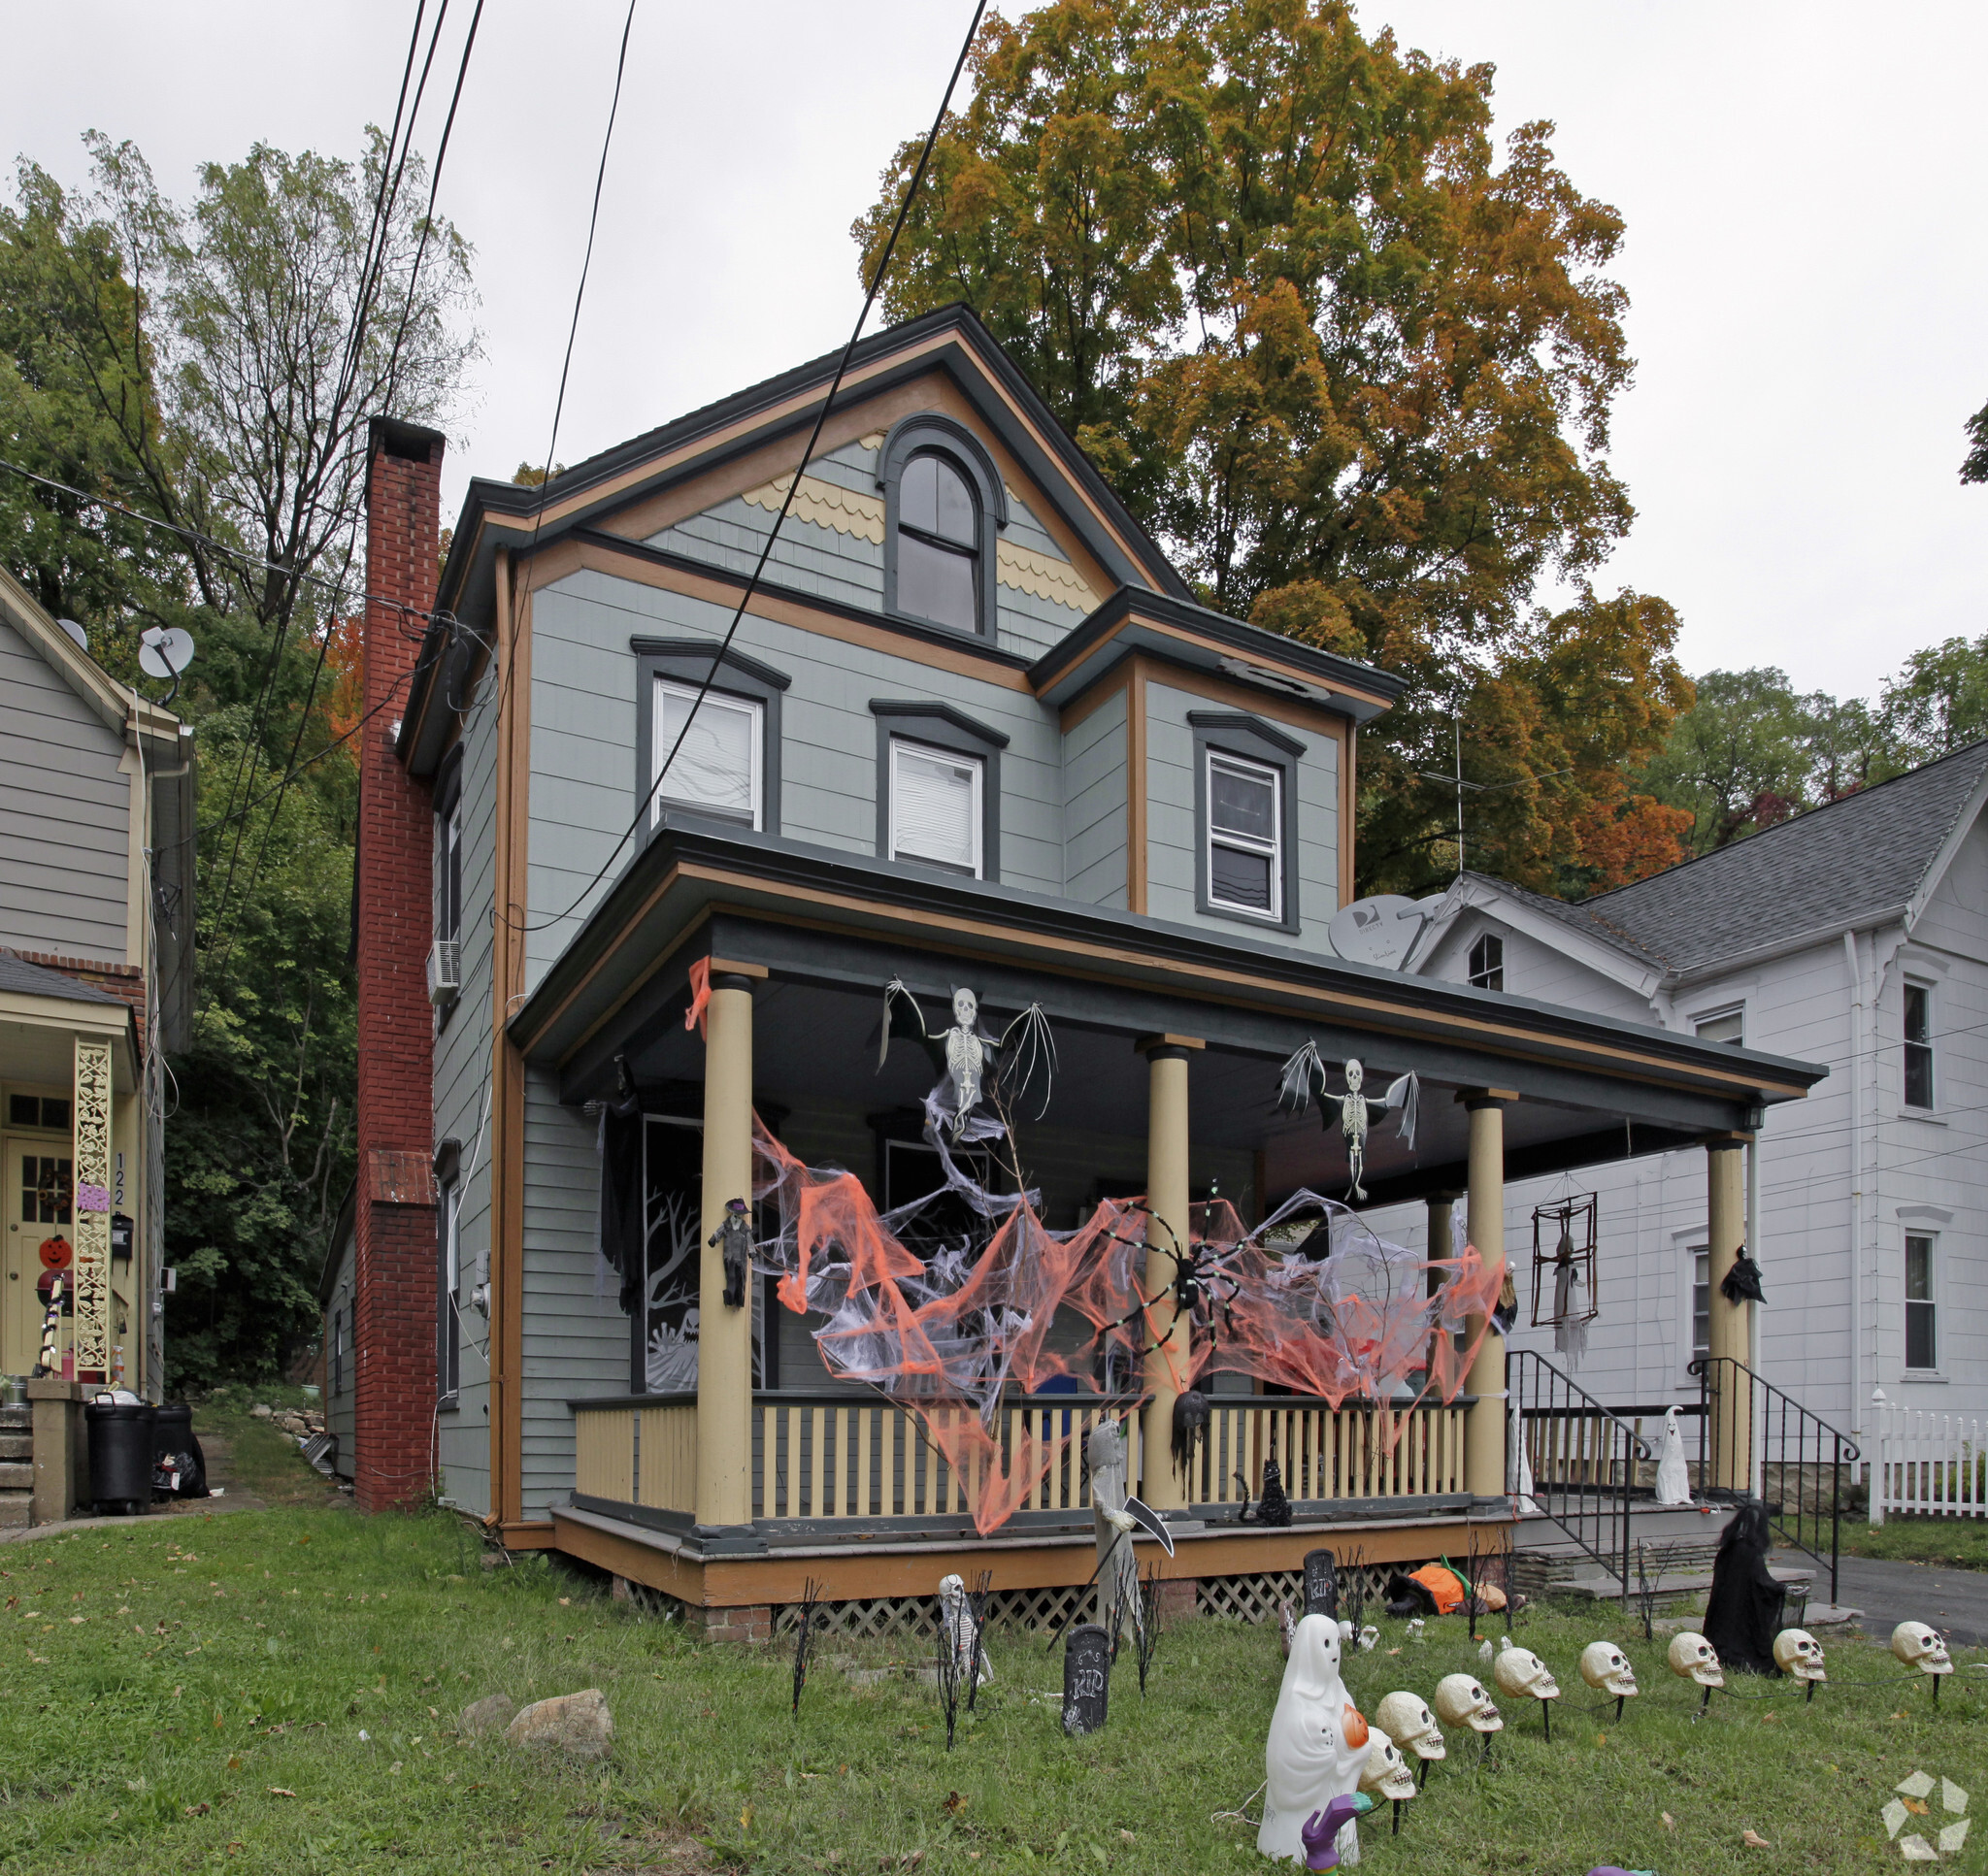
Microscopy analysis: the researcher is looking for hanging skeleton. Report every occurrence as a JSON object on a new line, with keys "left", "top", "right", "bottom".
{"left": 710, "top": 1197, "right": 753, "bottom": 1310}
{"left": 877, "top": 979, "right": 1056, "bottom": 1142}
{"left": 1276, "top": 1045, "right": 1419, "bottom": 1201}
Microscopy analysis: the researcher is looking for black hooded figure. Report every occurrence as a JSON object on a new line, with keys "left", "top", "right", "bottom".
{"left": 1702, "top": 1499, "right": 1784, "bottom": 1674}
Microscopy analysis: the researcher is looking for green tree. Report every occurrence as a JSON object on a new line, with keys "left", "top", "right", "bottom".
{"left": 1637, "top": 668, "right": 1814, "bottom": 853}
{"left": 1877, "top": 635, "right": 1988, "bottom": 766}
{"left": 859, "top": 0, "right": 1689, "bottom": 895}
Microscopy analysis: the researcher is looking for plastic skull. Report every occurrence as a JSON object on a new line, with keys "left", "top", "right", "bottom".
{"left": 1492, "top": 1635, "right": 1560, "bottom": 1702}
{"left": 1771, "top": 1629, "right": 1826, "bottom": 1683}
{"left": 1375, "top": 1691, "right": 1446, "bottom": 1761}
{"left": 1891, "top": 1621, "right": 1953, "bottom": 1675}
{"left": 1359, "top": 1734, "right": 1417, "bottom": 1802}
{"left": 1578, "top": 1641, "right": 1639, "bottom": 1698}
{"left": 1667, "top": 1631, "right": 1724, "bottom": 1688}
{"left": 1433, "top": 1673, "right": 1503, "bottom": 1733}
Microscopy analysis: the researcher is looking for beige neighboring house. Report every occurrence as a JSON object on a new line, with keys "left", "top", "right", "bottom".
{"left": 0, "top": 565, "right": 194, "bottom": 1523}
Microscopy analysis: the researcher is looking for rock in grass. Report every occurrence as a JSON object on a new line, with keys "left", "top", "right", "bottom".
{"left": 504, "top": 1689, "right": 613, "bottom": 1759}
{"left": 458, "top": 1693, "right": 517, "bottom": 1737}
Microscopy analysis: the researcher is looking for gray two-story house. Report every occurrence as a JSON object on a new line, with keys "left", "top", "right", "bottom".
{"left": 339, "top": 307, "right": 1822, "bottom": 1630}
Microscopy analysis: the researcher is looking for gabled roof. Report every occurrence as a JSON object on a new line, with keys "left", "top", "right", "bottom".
{"left": 1448, "top": 740, "right": 1988, "bottom": 982}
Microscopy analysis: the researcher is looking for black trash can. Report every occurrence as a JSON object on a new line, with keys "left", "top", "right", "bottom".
{"left": 151, "top": 1402, "right": 208, "bottom": 1500}
{"left": 85, "top": 1396, "right": 154, "bottom": 1516}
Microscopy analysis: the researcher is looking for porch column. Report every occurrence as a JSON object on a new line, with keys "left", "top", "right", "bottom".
{"left": 696, "top": 965, "right": 763, "bottom": 1530}
{"left": 1461, "top": 1094, "right": 1513, "bottom": 1499}
{"left": 1706, "top": 1135, "right": 1753, "bottom": 1495}
{"left": 1138, "top": 1035, "right": 1202, "bottom": 1511}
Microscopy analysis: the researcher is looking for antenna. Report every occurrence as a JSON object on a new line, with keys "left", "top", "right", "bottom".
{"left": 56, "top": 617, "right": 88, "bottom": 653}
{"left": 137, "top": 626, "right": 197, "bottom": 706}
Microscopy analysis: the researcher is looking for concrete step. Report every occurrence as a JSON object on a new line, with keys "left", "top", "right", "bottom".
{"left": 0, "top": 1433, "right": 30, "bottom": 1462}
{"left": 0, "top": 1491, "right": 28, "bottom": 1530}
{"left": 0, "top": 1463, "right": 31, "bottom": 1491}
{"left": 0, "top": 1404, "right": 29, "bottom": 1431}
{"left": 1555, "top": 1563, "right": 1814, "bottom": 1603}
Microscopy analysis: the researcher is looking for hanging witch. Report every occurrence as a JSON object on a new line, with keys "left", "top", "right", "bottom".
{"left": 1276, "top": 1044, "right": 1419, "bottom": 1201}
{"left": 877, "top": 978, "right": 1056, "bottom": 1141}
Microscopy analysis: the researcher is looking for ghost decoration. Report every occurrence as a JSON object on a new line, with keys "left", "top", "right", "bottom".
{"left": 1772, "top": 1629, "right": 1825, "bottom": 1684}
{"left": 1667, "top": 1631, "right": 1724, "bottom": 1688}
{"left": 1653, "top": 1406, "right": 1692, "bottom": 1507}
{"left": 1891, "top": 1622, "right": 1953, "bottom": 1676}
{"left": 1432, "top": 1674, "right": 1502, "bottom": 1734}
{"left": 1508, "top": 1399, "right": 1540, "bottom": 1516}
{"left": 938, "top": 1573, "right": 991, "bottom": 1687}
{"left": 1359, "top": 1735, "right": 1417, "bottom": 1803}
{"left": 1086, "top": 1419, "right": 1143, "bottom": 1645}
{"left": 1579, "top": 1642, "right": 1639, "bottom": 1699}
{"left": 1260, "top": 1615, "right": 1371, "bottom": 1866}
{"left": 1375, "top": 1692, "right": 1445, "bottom": 1762}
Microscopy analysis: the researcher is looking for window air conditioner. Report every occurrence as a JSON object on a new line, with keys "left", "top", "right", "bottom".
{"left": 427, "top": 938, "right": 462, "bottom": 1005}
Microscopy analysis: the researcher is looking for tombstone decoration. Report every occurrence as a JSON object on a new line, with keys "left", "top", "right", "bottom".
{"left": 1303, "top": 1549, "right": 1341, "bottom": 1624}
{"left": 1276, "top": 1046, "right": 1419, "bottom": 1202}
{"left": 1702, "top": 1501, "right": 1784, "bottom": 1676}
{"left": 1063, "top": 1623, "right": 1112, "bottom": 1736}
{"left": 711, "top": 1198, "right": 753, "bottom": 1310}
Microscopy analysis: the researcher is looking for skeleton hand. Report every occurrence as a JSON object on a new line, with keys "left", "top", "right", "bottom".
{"left": 1101, "top": 1507, "right": 1139, "bottom": 1536}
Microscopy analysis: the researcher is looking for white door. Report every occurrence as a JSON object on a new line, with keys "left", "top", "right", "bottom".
{"left": 4, "top": 1140, "right": 73, "bottom": 1376}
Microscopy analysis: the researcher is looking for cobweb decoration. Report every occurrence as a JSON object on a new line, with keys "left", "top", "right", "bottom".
{"left": 747, "top": 1117, "right": 1504, "bottom": 1536}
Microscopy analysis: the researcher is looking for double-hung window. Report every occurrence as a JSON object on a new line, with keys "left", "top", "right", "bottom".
{"left": 895, "top": 453, "right": 980, "bottom": 635}
{"left": 1695, "top": 1006, "right": 1745, "bottom": 1047}
{"left": 434, "top": 775, "right": 463, "bottom": 946}
{"left": 437, "top": 1177, "right": 460, "bottom": 1403}
{"left": 1690, "top": 1245, "right": 1710, "bottom": 1360}
{"left": 1206, "top": 751, "right": 1282, "bottom": 918}
{"left": 889, "top": 739, "right": 983, "bottom": 876}
{"left": 1905, "top": 1234, "right": 1937, "bottom": 1370}
{"left": 1468, "top": 933, "right": 1505, "bottom": 991}
{"left": 651, "top": 677, "right": 763, "bottom": 829}
{"left": 1904, "top": 981, "right": 1934, "bottom": 1109}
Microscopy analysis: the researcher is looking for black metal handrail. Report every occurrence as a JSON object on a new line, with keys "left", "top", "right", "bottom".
{"left": 1689, "top": 1356, "right": 1861, "bottom": 1604}
{"left": 1509, "top": 1349, "right": 1653, "bottom": 1597}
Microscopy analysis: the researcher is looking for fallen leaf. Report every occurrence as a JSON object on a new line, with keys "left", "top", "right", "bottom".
{"left": 183, "top": 1802, "right": 211, "bottom": 1818}
{"left": 226, "top": 1756, "right": 242, "bottom": 1770}
{"left": 1741, "top": 1829, "right": 1771, "bottom": 1849}
{"left": 942, "top": 1792, "right": 965, "bottom": 1815}
{"left": 268, "top": 1788, "right": 296, "bottom": 1798}
{"left": 1904, "top": 1797, "right": 1931, "bottom": 1817}
{"left": 1661, "top": 1813, "right": 1676, "bottom": 1832}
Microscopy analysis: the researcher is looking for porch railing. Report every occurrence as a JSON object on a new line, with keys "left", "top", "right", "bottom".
{"left": 1510, "top": 1349, "right": 1652, "bottom": 1597}
{"left": 1183, "top": 1396, "right": 1471, "bottom": 1507}
{"left": 1871, "top": 1402, "right": 1985, "bottom": 1526}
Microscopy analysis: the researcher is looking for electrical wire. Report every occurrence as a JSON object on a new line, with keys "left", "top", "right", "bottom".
{"left": 513, "top": 0, "right": 991, "bottom": 935}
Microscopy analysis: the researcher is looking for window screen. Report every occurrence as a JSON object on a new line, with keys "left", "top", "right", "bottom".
{"left": 890, "top": 740, "right": 982, "bottom": 874}
{"left": 1206, "top": 752, "right": 1280, "bottom": 915}
{"left": 895, "top": 452, "right": 978, "bottom": 633}
{"left": 652, "top": 679, "right": 762, "bottom": 828}
{"left": 1905, "top": 1234, "right": 1937, "bottom": 1370}
{"left": 1904, "top": 982, "right": 1933, "bottom": 1108}
{"left": 1468, "top": 933, "right": 1505, "bottom": 991}
{"left": 1694, "top": 1007, "right": 1744, "bottom": 1047}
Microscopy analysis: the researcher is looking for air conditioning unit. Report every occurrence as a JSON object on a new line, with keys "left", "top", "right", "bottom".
{"left": 427, "top": 938, "right": 462, "bottom": 1005}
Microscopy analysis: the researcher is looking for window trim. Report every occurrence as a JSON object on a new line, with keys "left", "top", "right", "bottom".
{"left": 1688, "top": 1239, "right": 1710, "bottom": 1365}
{"left": 871, "top": 701, "right": 1007, "bottom": 881}
{"left": 631, "top": 638, "right": 788, "bottom": 841}
{"left": 1903, "top": 978, "right": 1935, "bottom": 1111}
{"left": 1692, "top": 1004, "right": 1746, "bottom": 1048}
{"left": 1468, "top": 931, "right": 1506, "bottom": 992}
{"left": 877, "top": 415, "right": 1007, "bottom": 642}
{"left": 1904, "top": 1231, "right": 1938, "bottom": 1374}
{"left": 1188, "top": 711, "right": 1304, "bottom": 934}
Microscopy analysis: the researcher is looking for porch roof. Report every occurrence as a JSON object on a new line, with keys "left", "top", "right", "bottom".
{"left": 510, "top": 818, "right": 1827, "bottom": 1204}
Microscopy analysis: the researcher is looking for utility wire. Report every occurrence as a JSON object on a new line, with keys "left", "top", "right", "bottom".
{"left": 515, "top": 0, "right": 991, "bottom": 935}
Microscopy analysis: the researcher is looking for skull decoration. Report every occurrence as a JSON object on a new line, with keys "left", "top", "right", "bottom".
{"left": 1492, "top": 1635, "right": 1560, "bottom": 1702}
{"left": 1891, "top": 1621, "right": 1953, "bottom": 1675}
{"left": 1359, "top": 1734, "right": 1418, "bottom": 1802}
{"left": 1433, "top": 1672, "right": 1503, "bottom": 1733}
{"left": 1667, "top": 1631, "right": 1724, "bottom": 1688}
{"left": 1578, "top": 1641, "right": 1639, "bottom": 1698}
{"left": 1771, "top": 1629, "right": 1826, "bottom": 1684}
{"left": 1375, "top": 1691, "right": 1446, "bottom": 1761}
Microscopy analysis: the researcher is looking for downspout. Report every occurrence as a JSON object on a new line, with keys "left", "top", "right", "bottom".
{"left": 1842, "top": 930, "right": 1863, "bottom": 1439}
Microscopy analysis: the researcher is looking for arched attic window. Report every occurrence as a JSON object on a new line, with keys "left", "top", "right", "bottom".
{"left": 878, "top": 416, "right": 1006, "bottom": 640}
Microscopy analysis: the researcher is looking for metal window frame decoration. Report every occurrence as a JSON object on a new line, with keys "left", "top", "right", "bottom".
{"left": 1529, "top": 1192, "right": 1600, "bottom": 1331}
{"left": 70, "top": 1036, "right": 114, "bottom": 1383}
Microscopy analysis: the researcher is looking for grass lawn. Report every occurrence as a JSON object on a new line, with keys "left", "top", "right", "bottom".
{"left": 1, "top": 1465, "right": 1982, "bottom": 1874}
{"left": 1842, "top": 1516, "right": 1988, "bottom": 1571}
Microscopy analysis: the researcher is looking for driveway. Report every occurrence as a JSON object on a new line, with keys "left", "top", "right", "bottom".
{"left": 1785, "top": 1549, "right": 1988, "bottom": 1648}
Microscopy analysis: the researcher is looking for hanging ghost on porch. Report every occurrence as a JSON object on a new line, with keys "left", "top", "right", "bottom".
{"left": 1276, "top": 1044, "right": 1419, "bottom": 1201}
{"left": 877, "top": 978, "right": 1056, "bottom": 1142}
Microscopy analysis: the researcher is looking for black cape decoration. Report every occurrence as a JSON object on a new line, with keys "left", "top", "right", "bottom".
{"left": 1702, "top": 1499, "right": 1784, "bottom": 1674}
{"left": 1171, "top": 1390, "right": 1209, "bottom": 1480}
{"left": 1720, "top": 1250, "right": 1767, "bottom": 1305}
{"left": 596, "top": 1074, "right": 645, "bottom": 1319}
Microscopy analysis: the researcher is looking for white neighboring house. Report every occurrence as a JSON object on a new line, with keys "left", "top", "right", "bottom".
{"left": 1370, "top": 740, "right": 1988, "bottom": 1440}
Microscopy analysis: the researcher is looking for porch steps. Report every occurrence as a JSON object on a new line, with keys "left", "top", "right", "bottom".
{"left": 1510, "top": 1502, "right": 1740, "bottom": 1600}
{"left": 0, "top": 1405, "right": 29, "bottom": 1530}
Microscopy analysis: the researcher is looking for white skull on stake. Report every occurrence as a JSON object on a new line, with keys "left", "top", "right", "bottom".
{"left": 1578, "top": 1641, "right": 1639, "bottom": 1698}
{"left": 1433, "top": 1673, "right": 1503, "bottom": 1733}
{"left": 1771, "top": 1629, "right": 1826, "bottom": 1683}
{"left": 1891, "top": 1622, "right": 1953, "bottom": 1675}
{"left": 1492, "top": 1635, "right": 1560, "bottom": 1702}
{"left": 1667, "top": 1631, "right": 1724, "bottom": 1688}
{"left": 1375, "top": 1691, "right": 1445, "bottom": 1761}
{"left": 1359, "top": 1734, "right": 1418, "bottom": 1802}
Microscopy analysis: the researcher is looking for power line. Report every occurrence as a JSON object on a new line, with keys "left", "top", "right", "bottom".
{"left": 516, "top": 0, "right": 992, "bottom": 935}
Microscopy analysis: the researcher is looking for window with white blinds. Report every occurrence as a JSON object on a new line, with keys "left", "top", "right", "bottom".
{"left": 1206, "top": 750, "right": 1281, "bottom": 917}
{"left": 889, "top": 739, "right": 982, "bottom": 875}
{"left": 651, "top": 678, "right": 762, "bottom": 828}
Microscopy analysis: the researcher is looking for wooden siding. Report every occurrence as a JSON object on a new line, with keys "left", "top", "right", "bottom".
{"left": 1423, "top": 913, "right": 1656, "bottom": 1026}
{"left": 324, "top": 1231, "right": 356, "bottom": 1479}
{"left": 1063, "top": 685, "right": 1129, "bottom": 908}
{"left": 0, "top": 614, "right": 131, "bottom": 962}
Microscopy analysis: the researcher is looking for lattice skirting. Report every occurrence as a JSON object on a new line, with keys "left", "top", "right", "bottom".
{"left": 1195, "top": 1562, "right": 1395, "bottom": 1626}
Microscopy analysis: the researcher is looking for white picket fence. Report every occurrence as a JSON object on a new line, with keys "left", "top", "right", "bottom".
{"left": 1870, "top": 1403, "right": 1987, "bottom": 1524}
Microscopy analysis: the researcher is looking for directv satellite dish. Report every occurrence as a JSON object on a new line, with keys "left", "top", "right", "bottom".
{"left": 1329, "top": 894, "right": 1434, "bottom": 971}
{"left": 138, "top": 627, "right": 196, "bottom": 680}
{"left": 56, "top": 617, "right": 88, "bottom": 653}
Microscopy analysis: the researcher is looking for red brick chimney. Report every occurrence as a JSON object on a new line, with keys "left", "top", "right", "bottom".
{"left": 352, "top": 415, "right": 445, "bottom": 1512}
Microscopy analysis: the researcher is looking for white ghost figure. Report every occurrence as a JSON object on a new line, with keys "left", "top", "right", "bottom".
{"left": 1772, "top": 1629, "right": 1825, "bottom": 1683}
{"left": 1432, "top": 1673, "right": 1502, "bottom": 1733}
{"left": 938, "top": 1573, "right": 990, "bottom": 1687}
{"left": 1891, "top": 1622, "right": 1953, "bottom": 1675}
{"left": 1375, "top": 1692, "right": 1445, "bottom": 1761}
{"left": 1493, "top": 1635, "right": 1559, "bottom": 1703}
{"left": 1667, "top": 1631, "right": 1724, "bottom": 1688}
{"left": 1579, "top": 1641, "right": 1639, "bottom": 1698}
{"left": 1260, "top": 1614, "right": 1370, "bottom": 1866}
{"left": 1508, "top": 1399, "right": 1540, "bottom": 1515}
{"left": 1359, "top": 1735, "right": 1417, "bottom": 1803}
{"left": 1653, "top": 1406, "right": 1692, "bottom": 1506}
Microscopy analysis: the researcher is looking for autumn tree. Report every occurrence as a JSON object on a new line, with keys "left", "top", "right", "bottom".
{"left": 859, "top": 0, "right": 1691, "bottom": 895}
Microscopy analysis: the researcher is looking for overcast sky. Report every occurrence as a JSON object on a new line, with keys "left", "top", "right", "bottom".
{"left": 9, "top": 1, "right": 1984, "bottom": 700}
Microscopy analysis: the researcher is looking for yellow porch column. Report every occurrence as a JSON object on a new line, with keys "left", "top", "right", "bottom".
{"left": 1706, "top": 1135, "right": 1753, "bottom": 1495}
{"left": 696, "top": 965, "right": 763, "bottom": 1530}
{"left": 1461, "top": 1094, "right": 1513, "bottom": 1498}
{"left": 1138, "top": 1035, "right": 1201, "bottom": 1510}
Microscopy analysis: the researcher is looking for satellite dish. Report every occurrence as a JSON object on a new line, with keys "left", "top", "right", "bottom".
{"left": 56, "top": 617, "right": 88, "bottom": 653}
{"left": 138, "top": 627, "right": 196, "bottom": 680}
{"left": 1329, "top": 894, "right": 1435, "bottom": 971}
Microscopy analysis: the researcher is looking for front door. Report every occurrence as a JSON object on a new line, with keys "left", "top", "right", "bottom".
{"left": 4, "top": 1140, "right": 73, "bottom": 1375}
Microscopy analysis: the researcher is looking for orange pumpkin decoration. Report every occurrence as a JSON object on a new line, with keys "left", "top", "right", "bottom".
{"left": 39, "top": 1234, "right": 72, "bottom": 1271}
{"left": 1342, "top": 1703, "right": 1369, "bottom": 1750}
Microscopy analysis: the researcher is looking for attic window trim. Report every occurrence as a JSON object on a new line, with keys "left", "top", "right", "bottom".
{"left": 878, "top": 415, "right": 1007, "bottom": 642}
{"left": 1468, "top": 931, "right": 1506, "bottom": 993}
